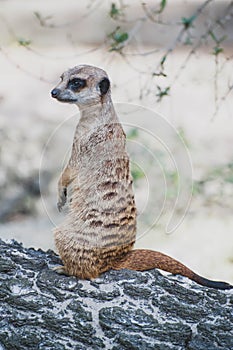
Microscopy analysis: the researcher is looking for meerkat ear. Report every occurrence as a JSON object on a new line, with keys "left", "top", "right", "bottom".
{"left": 98, "top": 77, "right": 110, "bottom": 95}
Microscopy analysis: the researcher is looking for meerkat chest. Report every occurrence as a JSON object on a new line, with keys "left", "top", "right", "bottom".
{"left": 76, "top": 123, "right": 126, "bottom": 174}
{"left": 73, "top": 122, "right": 134, "bottom": 210}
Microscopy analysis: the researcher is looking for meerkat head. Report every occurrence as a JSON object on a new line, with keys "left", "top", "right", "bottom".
{"left": 51, "top": 64, "right": 110, "bottom": 108}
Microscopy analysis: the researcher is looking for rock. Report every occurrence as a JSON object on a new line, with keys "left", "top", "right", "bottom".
{"left": 0, "top": 239, "right": 232, "bottom": 350}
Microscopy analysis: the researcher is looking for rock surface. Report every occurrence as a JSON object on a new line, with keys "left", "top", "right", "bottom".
{"left": 0, "top": 239, "right": 232, "bottom": 350}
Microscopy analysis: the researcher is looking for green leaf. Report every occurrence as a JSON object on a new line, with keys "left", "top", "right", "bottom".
{"left": 33, "top": 11, "right": 52, "bottom": 26}
{"left": 160, "top": 0, "right": 167, "bottom": 12}
{"left": 209, "top": 31, "right": 227, "bottom": 44}
{"left": 209, "top": 30, "right": 218, "bottom": 43}
{"left": 213, "top": 46, "right": 223, "bottom": 55}
{"left": 108, "top": 27, "right": 129, "bottom": 52}
{"left": 110, "top": 3, "right": 120, "bottom": 19}
{"left": 156, "top": 86, "right": 170, "bottom": 101}
{"left": 181, "top": 15, "right": 196, "bottom": 29}
{"left": 160, "top": 55, "right": 167, "bottom": 67}
{"left": 113, "top": 32, "right": 128, "bottom": 43}
{"left": 18, "top": 38, "right": 31, "bottom": 47}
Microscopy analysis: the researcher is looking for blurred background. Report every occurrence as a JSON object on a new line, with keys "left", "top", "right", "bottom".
{"left": 0, "top": 0, "right": 233, "bottom": 284}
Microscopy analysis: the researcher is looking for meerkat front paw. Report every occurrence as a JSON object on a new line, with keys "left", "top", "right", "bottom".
{"left": 57, "top": 187, "right": 67, "bottom": 212}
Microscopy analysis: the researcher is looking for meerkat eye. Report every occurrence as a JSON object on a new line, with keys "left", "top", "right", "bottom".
{"left": 68, "top": 78, "right": 86, "bottom": 91}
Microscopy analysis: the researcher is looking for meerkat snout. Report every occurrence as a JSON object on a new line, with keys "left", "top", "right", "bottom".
{"left": 51, "top": 65, "right": 111, "bottom": 107}
{"left": 51, "top": 88, "right": 60, "bottom": 98}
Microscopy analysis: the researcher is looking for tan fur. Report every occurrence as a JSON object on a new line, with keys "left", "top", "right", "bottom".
{"left": 51, "top": 65, "right": 232, "bottom": 290}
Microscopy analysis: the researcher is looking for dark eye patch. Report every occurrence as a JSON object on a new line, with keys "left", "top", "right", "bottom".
{"left": 68, "top": 78, "right": 86, "bottom": 91}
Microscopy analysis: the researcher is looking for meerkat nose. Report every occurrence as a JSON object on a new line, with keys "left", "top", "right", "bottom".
{"left": 51, "top": 88, "right": 60, "bottom": 98}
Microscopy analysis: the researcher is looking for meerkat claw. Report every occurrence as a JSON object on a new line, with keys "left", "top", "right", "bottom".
{"left": 53, "top": 265, "right": 69, "bottom": 276}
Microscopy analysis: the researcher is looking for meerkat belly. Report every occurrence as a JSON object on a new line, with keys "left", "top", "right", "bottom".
{"left": 73, "top": 153, "right": 137, "bottom": 248}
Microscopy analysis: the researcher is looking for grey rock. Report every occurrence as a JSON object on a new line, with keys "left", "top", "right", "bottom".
{"left": 0, "top": 239, "right": 232, "bottom": 350}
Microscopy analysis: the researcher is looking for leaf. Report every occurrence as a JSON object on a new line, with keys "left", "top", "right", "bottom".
{"left": 209, "top": 31, "right": 227, "bottom": 44}
{"left": 156, "top": 86, "right": 170, "bottom": 101}
{"left": 213, "top": 46, "right": 223, "bottom": 56}
{"left": 181, "top": 15, "right": 196, "bottom": 29}
{"left": 209, "top": 30, "right": 218, "bottom": 43}
{"left": 108, "top": 27, "right": 128, "bottom": 52}
{"left": 113, "top": 32, "right": 129, "bottom": 43}
{"left": 17, "top": 38, "right": 31, "bottom": 47}
{"left": 160, "top": 0, "right": 167, "bottom": 12}
{"left": 110, "top": 3, "right": 120, "bottom": 19}
{"left": 34, "top": 11, "right": 52, "bottom": 26}
{"left": 160, "top": 55, "right": 167, "bottom": 67}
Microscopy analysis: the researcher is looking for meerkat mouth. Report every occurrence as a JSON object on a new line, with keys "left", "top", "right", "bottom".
{"left": 51, "top": 88, "right": 77, "bottom": 103}
{"left": 56, "top": 97, "right": 78, "bottom": 103}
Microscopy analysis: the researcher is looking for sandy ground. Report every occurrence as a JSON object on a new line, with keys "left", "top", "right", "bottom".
{"left": 0, "top": 1, "right": 233, "bottom": 284}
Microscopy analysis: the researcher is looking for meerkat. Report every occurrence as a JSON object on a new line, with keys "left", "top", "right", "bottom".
{"left": 51, "top": 64, "right": 232, "bottom": 290}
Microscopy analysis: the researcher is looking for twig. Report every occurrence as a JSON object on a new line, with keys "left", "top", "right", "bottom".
{"left": 0, "top": 47, "right": 50, "bottom": 84}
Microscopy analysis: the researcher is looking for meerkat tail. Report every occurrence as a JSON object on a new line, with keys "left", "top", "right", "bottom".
{"left": 112, "top": 249, "right": 233, "bottom": 290}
